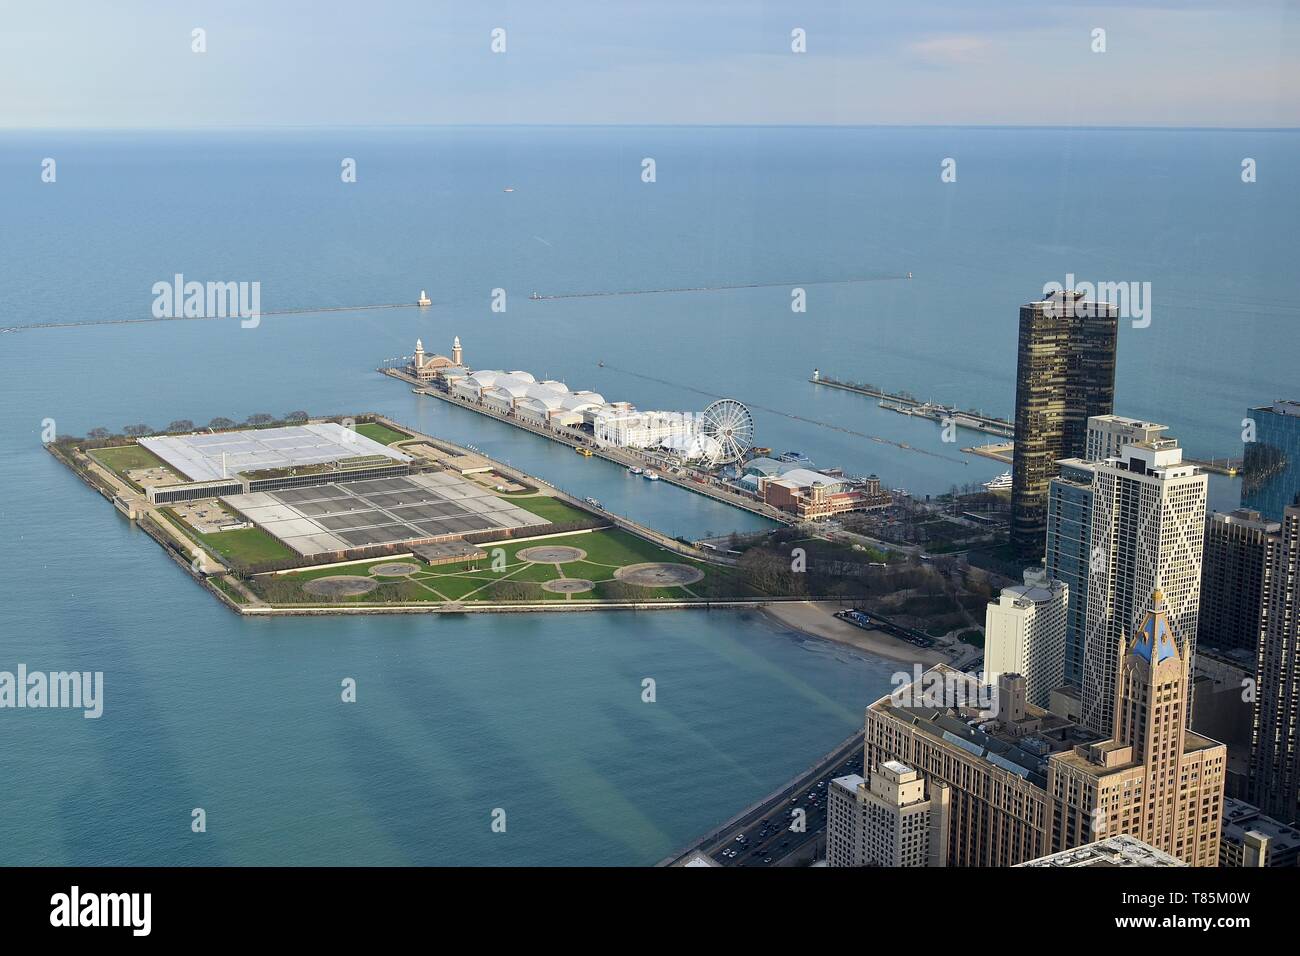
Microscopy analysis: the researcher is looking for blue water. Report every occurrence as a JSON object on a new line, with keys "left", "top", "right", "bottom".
{"left": 1, "top": 126, "right": 1296, "bottom": 864}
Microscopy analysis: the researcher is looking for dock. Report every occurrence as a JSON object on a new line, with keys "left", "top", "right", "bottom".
{"left": 811, "top": 374, "right": 1014, "bottom": 438}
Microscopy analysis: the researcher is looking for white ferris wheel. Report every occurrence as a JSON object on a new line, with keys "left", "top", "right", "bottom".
{"left": 699, "top": 399, "right": 755, "bottom": 467}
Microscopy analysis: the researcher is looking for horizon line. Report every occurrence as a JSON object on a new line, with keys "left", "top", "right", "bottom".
{"left": 3, "top": 122, "right": 1298, "bottom": 134}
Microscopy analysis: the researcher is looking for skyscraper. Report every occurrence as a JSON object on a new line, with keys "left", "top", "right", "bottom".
{"left": 1085, "top": 415, "right": 1169, "bottom": 463}
{"left": 984, "top": 568, "right": 1068, "bottom": 708}
{"left": 1197, "top": 509, "right": 1279, "bottom": 655}
{"left": 1248, "top": 504, "right": 1300, "bottom": 825}
{"left": 825, "top": 762, "right": 949, "bottom": 867}
{"left": 1049, "top": 592, "right": 1226, "bottom": 866}
{"left": 1010, "top": 291, "right": 1118, "bottom": 558}
{"left": 1241, "top": 400, "right": 1300, "bottom": 522}
{"left": 1047, "top": 458, "right": 1097, "bottom": 687}
{"left": 1081, "top": 438, "right": 1207, "bottom": 735}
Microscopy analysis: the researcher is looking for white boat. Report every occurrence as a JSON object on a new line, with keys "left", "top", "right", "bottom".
{"left": 983, "top": 471, "right": 1013, "bottom": 491}
{"left": 645, "top": 471, "right": 659, "bottom": 481}
{"left": 628, "top": 466, "right": 643, "bottom": 475}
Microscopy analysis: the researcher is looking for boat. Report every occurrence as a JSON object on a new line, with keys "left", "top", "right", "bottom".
{"left": 584, "top": 497, "right": 603, "bottom": 509}
{"left": 503, "top": 187, "right": 515, "bottom": 193}
{"left": 575, "top": 447, "right": 592, "bottom": 457}
{"left": 529, "top": 291, "right": 541, "bottom": 300}
{"left": 628, "top": 466, "right": 643, "bottom": 475}
{"left": 645, "top": 471, "right": 659, "bottom": 481}
{"left": 983, "top": 471, "right": 1013, "bottom": 492}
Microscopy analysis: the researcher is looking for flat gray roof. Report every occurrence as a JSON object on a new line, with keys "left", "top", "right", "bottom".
{"left": 225, "top": 472, "right": 547, "bottom": 556}
{"left": 141, "top": 423, "right": 409, "bottom": 482}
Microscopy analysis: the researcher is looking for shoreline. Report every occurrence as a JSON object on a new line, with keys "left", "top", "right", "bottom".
{"left": 760, "top": 600, "right": 947, "bottom": 667}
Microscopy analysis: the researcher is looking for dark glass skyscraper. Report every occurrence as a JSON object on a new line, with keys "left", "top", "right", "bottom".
{"left": 1242, "top": 400, "right": 1300, "bottom": 521}
{"left": 1010, "top": 292, "right": 1118, "bottom": 558}
{"left": 1249, "top": 505, "right": 1300, "bottom": 825}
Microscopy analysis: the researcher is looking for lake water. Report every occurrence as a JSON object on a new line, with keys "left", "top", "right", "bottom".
{"left": 0, "top": 126, "right": 1294, "bottom": 863}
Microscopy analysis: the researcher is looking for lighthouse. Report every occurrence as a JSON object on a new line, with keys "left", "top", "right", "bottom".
{"left": 452, "top": 336, "right": 462, "bottom": 367}
{"left": 414, "top": 338, "right": 425, "bottom": 370}
{"left": 417, "top": 290, "right": 431, "bottom": 307}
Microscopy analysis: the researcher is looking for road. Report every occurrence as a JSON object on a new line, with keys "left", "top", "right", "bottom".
{"left": 669, "top": 732, "right": 864, "bottom": 868}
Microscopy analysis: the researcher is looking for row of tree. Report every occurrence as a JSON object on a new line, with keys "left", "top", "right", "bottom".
{"left": 84, "top": 411, "right": 312, "bottom": 441}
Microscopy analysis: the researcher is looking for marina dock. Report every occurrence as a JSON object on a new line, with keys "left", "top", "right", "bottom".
{"left": 811, "top": 374, "right": 1015, "bottom": 438}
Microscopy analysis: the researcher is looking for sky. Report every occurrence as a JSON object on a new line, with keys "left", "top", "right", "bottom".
{"left": 2, "top": 0, "right": 1298, "bottom": 128}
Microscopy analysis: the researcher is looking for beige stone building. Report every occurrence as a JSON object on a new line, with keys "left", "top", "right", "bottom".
{"left": 825, "top": 761, "right": 949, "bottom": 868}
{"left": 866, "top": 596, "right": 1226, "bottom": 866}
{"left": 1049, "top": 591, "right": 1225, "bottom": 866}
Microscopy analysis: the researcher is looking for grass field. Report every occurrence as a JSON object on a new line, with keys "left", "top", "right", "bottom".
{"left": 353, "top": 422, "right": 411, "bottom": 446}
{"left": 160, "top": 509, "right": 296, "bottom": 567}
{"left": 249, "top": 528, "right": 755, "bottom": 606}
{"left": 506, "top": 495, "right": 596, "bottom": 524}
{"left": 91, "top": 444, "right": 180, "bottom": 487}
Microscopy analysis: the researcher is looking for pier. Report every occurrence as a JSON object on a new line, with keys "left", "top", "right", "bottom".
{"left": 811, "top": 374, "right": 1015, "bottom": 438}
{"left": 4, "top": 301, "right": 422, "bottom": 333}
{"left": 380, "top": 367, "right": 794, "bottom": 524}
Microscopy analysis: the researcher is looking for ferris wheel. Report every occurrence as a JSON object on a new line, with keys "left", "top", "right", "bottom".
{"left": 699, "top": 399, "right": 755, "bottom": 466}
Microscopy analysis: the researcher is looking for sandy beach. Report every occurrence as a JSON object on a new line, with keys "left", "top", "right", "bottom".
{"left": 761, "top": 601, "right": 947, "bottom": 667}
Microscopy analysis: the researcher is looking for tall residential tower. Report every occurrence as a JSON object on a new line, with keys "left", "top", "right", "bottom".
{"left": 1010, "top": 292, "right": 1118, "bottom": 559}
{"left": 1081, "top": 438, "right": 1207, "bottom": 735}
{"left": 1248, "top": 504, "right": 1300, "bottom": 825}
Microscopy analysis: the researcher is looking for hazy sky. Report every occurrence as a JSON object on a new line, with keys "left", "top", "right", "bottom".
{"left": 3, "top": 0, "right": 1298, "bottom": 128}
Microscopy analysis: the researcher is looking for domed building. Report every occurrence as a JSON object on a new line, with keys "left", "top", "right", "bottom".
{"left": 410, "top": 336, "right": 465, "bottom": 383}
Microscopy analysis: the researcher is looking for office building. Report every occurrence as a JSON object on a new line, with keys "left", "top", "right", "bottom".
{"left": 1241, "top": 400, "right": 1300, "bottom": 522}
{"left": 1219, "top": 798, "right": 1300, "bottom": 867}
{"left": 1197, "top": 509, "right": 1279, "bottom": 655}
{"left": 1049, "top": 592, "right": 1226, "bottom": 867}
{"left": 865, "top": 670, "right": 1103, "bottom": 867}
{"left": 984, "top": 569, "right": 1069, "bottom": 708}
{"left": 1047, "top": 458, "right": 1095, "bottom": 687}
{"left": 1248, "top": 504, "right": 1300, "bottom": 825}
{"left": 1085, "top": 415, "right": 1169, "bottom": 463}
{"left": 825, "top": 762, "right": 949, "bottom": 867}
{"left": 870, "top": 598, "right": 1227, "bottom": 867}
{"left": 1081, "top": 438, "right": 1207, "bottom": 735}
{"left": 1010, "top": 291, "right": 1118, "bottom": 558}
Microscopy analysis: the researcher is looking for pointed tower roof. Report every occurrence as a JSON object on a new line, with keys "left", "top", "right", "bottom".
{"left": 415, "top": 338, "right": 424, "bottom": 350}
{"left": 1130, "top": 590, "right": 1180, "bottom": 664}
{"left": 453, "top": 336, "right": 461, "bottom": 348}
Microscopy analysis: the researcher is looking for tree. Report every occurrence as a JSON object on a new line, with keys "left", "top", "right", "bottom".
{"left": 122, "top": 423, "right": 153, "bottom": 437}
{"left": 166, "top": 419, "right": 194, "bottom": 433}
{"left": 245, "top": 413, "right": 274, "bottom": 426}
{"left": 87, "top": 427, "right": 110, "bottom": 440}
{"left": 209, "top": 417, "right": 236, "bottom": 430}
{"left": 283, "top": 410, "right": 309, "bottom": 423}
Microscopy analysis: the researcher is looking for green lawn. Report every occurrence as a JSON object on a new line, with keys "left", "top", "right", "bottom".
{"left": 354, "top": 422, "right": 412, "bottom": 446}
{"left": 251, "top": 529, "right": 737, "bottom": 605}
{"left": 506, "top": 495, "right": 597, "bottom": 524}
{"left": 160, "top": 509, "right": 296, "bottom": 567}
{"left": 91, "top": 444, "right": 180, "bottom": 487}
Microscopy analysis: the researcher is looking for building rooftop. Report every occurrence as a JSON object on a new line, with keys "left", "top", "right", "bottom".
{"left": 1221, "top": 798, "right": 1300, "bottom": 853}
{"left": 1016, "top": 834, "right": 1185, "bottom": 868}
{"left": 140, "top": 422, "right": 409, "bottom": 482}
{"left": 873, "top": 666, "right": 1100, "bottom": 789}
